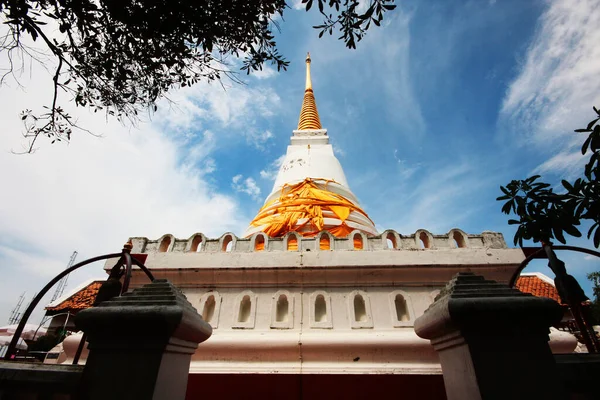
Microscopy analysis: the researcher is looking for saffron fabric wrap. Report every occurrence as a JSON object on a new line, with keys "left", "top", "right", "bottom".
{"left": 249, "top": 178, "right": 374, "bottom": 240}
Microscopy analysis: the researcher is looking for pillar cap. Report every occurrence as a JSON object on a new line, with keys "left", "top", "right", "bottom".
{"left": 415, "top": 273, "right": 563, "bottom": 340}
{"left": 75, "top": 279, "right": 212, "bottom": 346}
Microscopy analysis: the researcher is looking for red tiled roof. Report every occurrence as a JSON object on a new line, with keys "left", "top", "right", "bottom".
{"left": 516, "top": 275, "right": 564, "bottom": 304}
{"left": 45, "top": 281, "right": 103, "bottom": 313}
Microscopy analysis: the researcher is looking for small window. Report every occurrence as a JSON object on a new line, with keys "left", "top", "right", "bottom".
{"left": 419, "top": 232, "right": 430, "bottom": 249}
{"left": 315, "top": 295, "right": 327, "bottom": 322}
{"left": 159, "top": 236, "right": 171, "bottom": 252}
{"left": 349, "top": 291, "right": 373, "bottom": 329}
{"left": 394, "top": 294, "right": 409, "bottom": 322}
{"left": 202, "top": 295, "right": 215, "bottom": 322}
{"left": 275, "top": 295, "right": 289, "bottom": 322}
{"left": 453, "top": 231, "right": 466, "bottom": 248}
{"left": 271, "top": 291, "right": 294, "bottom": 329}
{"left": 353, "top": 294, "right": 367, "bottom": 322}
{"left": 200, "top": 292, "right": 222, "bottom": 328}
{"left": 310, "top": 291, "right": 332, "bottom": 329}
{"left": 238, "top": 295, "right": 251, "bottom": 323}
{"left": 353, "top": 234, "right": 363, "bottom": 250}
{"left": 319, "top": 235, "right": 331, "bottom": 250}
{"left": 389, "top": 291, "right": 414, "bottom": 327}
{"left": 287, "top": 235, "right": 298, "bottom": 251}
{"left": 255, "top": 235, "right": 265, "bottom": 251}
{"left": 190, "top": 235, "right": 203, "bottom": 252}
{"left": 222, "top": 235, "right": 233, "bottom": 252}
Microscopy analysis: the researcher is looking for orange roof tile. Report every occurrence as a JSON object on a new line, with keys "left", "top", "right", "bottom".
{"left": 45, "top": 281, "right": 103, "bottom": 314}
{"left": 516, "top": 275, "right": 565, "bottom": 304}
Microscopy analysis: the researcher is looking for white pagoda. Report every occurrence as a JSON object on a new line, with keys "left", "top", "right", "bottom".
{"left": 106, "top": 54, "right": 527, "bottom": 398}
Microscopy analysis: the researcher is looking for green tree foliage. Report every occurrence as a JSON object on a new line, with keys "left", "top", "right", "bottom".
{"left": 498, "top": 107, "right": 600, "bottom": 247}
{"left": 29, "top": 332, "right": 61, "bottom": 352}
{"left": 0, "top": 0, "right": 396, "bottom": 151}
{"left": 587, "top": 271, "right": 600, "bottom": 324}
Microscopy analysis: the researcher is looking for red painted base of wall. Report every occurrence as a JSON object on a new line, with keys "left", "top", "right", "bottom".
{"left": 186, "top": 373, "right": 447, "bottom": 400}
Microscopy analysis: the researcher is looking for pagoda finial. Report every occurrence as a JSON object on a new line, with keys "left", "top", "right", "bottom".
{"left": 298, "top": 52, "right": 322, "bottom": 130}
{"left": 305, "top": 52, "right": 312, "bottom": 90}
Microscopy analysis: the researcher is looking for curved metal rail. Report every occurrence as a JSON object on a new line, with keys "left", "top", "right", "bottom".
{"left": 4, "top": 248, "right": 154, "bottom": 360}
{"left": 509, "top": 245, "right": 600, "bottom": 287}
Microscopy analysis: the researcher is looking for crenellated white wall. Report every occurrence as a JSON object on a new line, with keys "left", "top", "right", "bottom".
{"left": 131, "top": 229, "right": 507, "bottom": 254}
{"left": 110, "top": 229, "right": 525, "bottom": 375}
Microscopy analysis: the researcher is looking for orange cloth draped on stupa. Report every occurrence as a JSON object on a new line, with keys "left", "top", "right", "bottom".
{"left": 248, "top": 178, "right": 374, "bottom": 238}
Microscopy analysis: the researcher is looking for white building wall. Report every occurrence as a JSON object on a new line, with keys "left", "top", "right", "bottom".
{"left": 114, "top": 229, "right": 524, "bottom": 375}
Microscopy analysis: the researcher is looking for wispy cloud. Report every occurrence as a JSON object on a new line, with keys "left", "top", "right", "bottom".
{"left": 247, "top": 129, "right": 274, "bottom": 150}
{"left": 260, "top": 155, "right": 286, "bottom": 181}
{"left": 155, "top": 79, "right": 281, "bottom": 146}
{"left": 500, "top": 0, "right": 600, "bottom": 154}
{"left": 393, "top": 149, "right": 421, "bottom": 179}
{"left": 251, "top": 66, "right": 278, "bottom": 80}
{"left": 532, "top": 149, "right": 587, "bottom": 180}
{"left": 0, "top": 49, "right": 267, "bottom": 322}
{"left": 298, "top": 8, "right": 426, "bottom": 137}
{"left": 232, "top": 174, "right": 261, "bottom": 199}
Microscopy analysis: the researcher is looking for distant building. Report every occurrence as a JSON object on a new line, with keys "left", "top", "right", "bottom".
{"left": 44, "top": 280, "right": 103, "bottom": 333}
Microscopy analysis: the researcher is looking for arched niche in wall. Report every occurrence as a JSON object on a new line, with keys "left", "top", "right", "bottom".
{"left": 219, "top": 233, "right": 237, "bottom": 252}
{"left": 157, "top": 234, "right": 174, "bottom": 252}
{"left": 388, "top": 290, "right": 415, "bottom": 327}
{"left": 382, "top": 230, "right": 400, "bottom": 250}
{"left": 448, "top": 229, "right": 468, "bottom": 249}
{"left": 251, "top": 232, "right": 268, "bottom": 252}
{"left": 309, "top": 291, "right": 333, "bottom": 329}
{"left": 348, "top": 290, "right": 373, "bottom": 329}
{"left": 232, "top": 290, "right": 257, "bottom": 329}
{"left": 186, "top": 233, "right": 207, "bottom": 252}
{"left": 270, "top": 290, "right": 294, "bottom": 329}
{"left": 199, "top": 291, "right": 222, "bottom": 328}
{"left": 350, "top": 230, "right": 367, "bottom": 251}
{"left": 284, "top": 232, "right": 301, "bottom": 252}
{"left": 316, "top": 231, "right": 334, "bottom": 251}
{"left": 415, "top": 229, "right": 433, "bottom": 249}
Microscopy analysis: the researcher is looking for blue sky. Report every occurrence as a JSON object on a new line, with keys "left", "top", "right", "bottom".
{"left": 0, "top": 0, "right": 599, "bottom": 323}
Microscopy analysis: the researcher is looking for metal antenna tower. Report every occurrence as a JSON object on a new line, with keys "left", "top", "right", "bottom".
{"left": 8, "top": 293, "right": 25, "bottom": 324}
{"left": 51, "top": 251, "right": 78, "bottom": 302}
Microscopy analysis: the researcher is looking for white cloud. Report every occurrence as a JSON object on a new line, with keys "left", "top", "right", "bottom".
{"left": 291, "top": 0, "right": 305, "bottom": 10}
{"left": 303, "top": 9, "right": 426, "bottom": 136}
{"left": 260, "top": 155, "right": 286, "bottom": 180}
{"left": 501, "top": 0, "right": 600, "bottom": 151}
{"left": 154, "top": 77, "right": 281, "bottom": 148}
{"left": 252, "top": 66, "right": 278, "bottom": 80}
{"left": 532, "top": 148, "right": 588, "bottom": 180}
{"left": 0, "top": 47, "right": 276, "bottom": 323}
{"left": 232, "top": 175, "right": 261, "bottom": 199}
{"left": 359, "top": 159, "right": 492, "bottom": 235}
{"left": 247, "top": 129, "right": 274, "bottom": 150}
{"left": 392, "top": 149, "right": 421, "bottom": 179}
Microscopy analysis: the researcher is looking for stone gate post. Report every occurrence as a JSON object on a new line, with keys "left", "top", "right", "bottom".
{"left": 75, "top": 279, "right": 211, "bottom": 400}
{"left": 414, "top": 273, "right": 565, "bottom": 400}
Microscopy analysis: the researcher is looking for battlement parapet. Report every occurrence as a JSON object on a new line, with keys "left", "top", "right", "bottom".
{"left": 127, "top": 229, "right": 507, "bottom": 254}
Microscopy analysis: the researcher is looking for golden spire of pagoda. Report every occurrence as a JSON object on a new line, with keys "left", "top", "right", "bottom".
{"left": 297, "top": 52, "right": 322, "bottom": 130}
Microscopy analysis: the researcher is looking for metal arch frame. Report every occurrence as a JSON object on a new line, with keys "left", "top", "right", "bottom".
{"left": 4, "top": 249, "right": 155, "bottom": 360}
{"left": 509, "top": 245, "right": 600, "bottom": 288}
